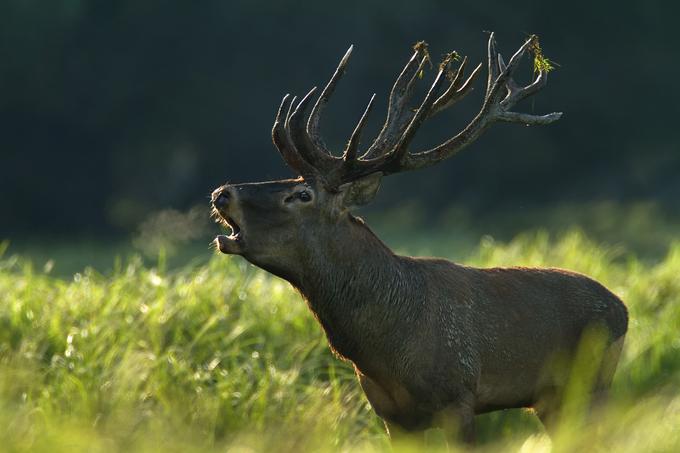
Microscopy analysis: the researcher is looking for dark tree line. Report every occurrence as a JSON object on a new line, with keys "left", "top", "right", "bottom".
{"left": 1, "top": 0, "right": 678, "bottom": 236}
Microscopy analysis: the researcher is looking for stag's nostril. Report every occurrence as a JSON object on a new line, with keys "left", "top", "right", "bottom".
{"left": 214, "top": 192, "right": 230, "bottom": 208}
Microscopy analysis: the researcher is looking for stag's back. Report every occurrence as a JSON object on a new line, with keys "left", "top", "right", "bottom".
{"left": 407, "top": 259, "right": 628, "bottom": 410}
{"left": 469, "top": 266, "right": 628, "bottom": 340}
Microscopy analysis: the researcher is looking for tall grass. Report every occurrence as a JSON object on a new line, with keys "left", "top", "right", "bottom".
{"left": 0, "top": 231, "right": 679, "bottom": 452}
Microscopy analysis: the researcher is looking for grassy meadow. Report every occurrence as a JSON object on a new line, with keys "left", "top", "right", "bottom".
{"left": 1, "top": 229, "right": 679, "bottom": 452}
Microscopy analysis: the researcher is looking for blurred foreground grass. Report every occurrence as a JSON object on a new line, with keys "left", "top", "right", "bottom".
{"left": 1, "top": 231, "right": 679, "bottom": 452}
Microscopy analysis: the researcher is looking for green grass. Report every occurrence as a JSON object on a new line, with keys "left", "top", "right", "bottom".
{"left": 1, "top": 231, "right": 679, "bottom": 452}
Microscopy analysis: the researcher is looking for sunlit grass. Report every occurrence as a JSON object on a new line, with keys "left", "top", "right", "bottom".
{"left": 0, "top": 231, "right": 679, "bottom": 452}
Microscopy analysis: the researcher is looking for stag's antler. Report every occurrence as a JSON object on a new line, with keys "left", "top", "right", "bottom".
{"left": 272, "top": 33, "right": 562, "bottom": 189}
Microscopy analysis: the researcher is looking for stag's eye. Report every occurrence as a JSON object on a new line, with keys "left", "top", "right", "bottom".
{"left": 298, "top": 191, "right": 312, "bottom": 202}
{"left": 283, "top": 190, "right": 312, "bottom": 204}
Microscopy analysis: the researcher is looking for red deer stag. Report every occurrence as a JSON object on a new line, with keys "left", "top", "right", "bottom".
{"left": 210, "top": 33, "right": 628, "bottom": 443}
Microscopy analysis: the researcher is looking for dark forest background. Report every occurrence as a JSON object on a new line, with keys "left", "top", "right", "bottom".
{"left": 1, "top": 0, "right": 678, "bottom": 241}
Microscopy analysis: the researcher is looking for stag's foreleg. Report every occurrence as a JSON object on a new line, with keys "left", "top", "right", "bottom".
{"left": 356, "top": 372, "right": 431, "bottom": 441}
{"left": 358, "top": 370, "right": 478, "bottom": 446}
{"left": 436, "top": 394, "right": 477, "bottom": 446}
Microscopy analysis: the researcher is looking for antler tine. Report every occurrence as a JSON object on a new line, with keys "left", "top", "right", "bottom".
{"left": 496, "top": 111, "right": 562, "bottom": 125}
{"left": 451, "top": 55, "right": 469, "bottom": 90}
{"left": 272, "top": 94, "right": 318, "bottom": 176}
{"left": 497, "top": 54, "right": 521, "bottom": 93}
{"left": 343, "top": 93, "right": 376, "bottom": 165}
{"left": 490, "top": 36, "right": 559, "bottom": 122}
{"left": 486, "top": 37, "right": 533, "bottom": 104}
{"left": 284, "top": 95, "right": 297, "bottom": 127}
{"left": 388, "top": 63, "right": 450, "bottom": 164}
{"left": 363, "top": 45, "right": 429, "bottom": 159}
{"left": 274, "top": 93, "right": 291, "bottom": 127}
{"left": 307, "top": 45, "right": 354, "bottom": 155}
{"left": 497, "top": 53, "right": 506, "bottom": 73}
{"left": 288, "top": 87, "right": 318, "bottom": 149}
{"left": 430, "top": 57, "right": 483, "bottom": 117}
{"left": 501, "top": 69, "right": 548, "bottom": 109}
{"left": 287, "top": 87, "right": 336, "bottom": 173}
{"left": 272, "top": 94, "right": 293, "bottom": 158}
{"left": 487, "top": 32, "right": 501, "bottom": 95}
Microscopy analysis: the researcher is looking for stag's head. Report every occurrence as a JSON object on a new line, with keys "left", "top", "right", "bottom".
{"left": 211, "top": 33, "right": 561, "bottom": 273}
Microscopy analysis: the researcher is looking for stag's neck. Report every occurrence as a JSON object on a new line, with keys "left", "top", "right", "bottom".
{"left": 296, "top": 216, "right": 398, "bottom": 301}
{"left": 292, "top": 215, "right": 426, "bottom": 367}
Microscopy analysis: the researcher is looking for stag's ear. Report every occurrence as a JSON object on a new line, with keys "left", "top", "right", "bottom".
{"left": 338, "top": 172, "right": 383, "bottom": 207}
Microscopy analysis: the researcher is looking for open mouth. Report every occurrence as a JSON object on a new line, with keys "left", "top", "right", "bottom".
{"left": 214, "top": 214, "right": 244, "bottom": 253}
{"left": 224, "top": 216, "right": 242, "bottom": 241}
{"left": 210, "top": 197, "right": 246, "bottom": 253}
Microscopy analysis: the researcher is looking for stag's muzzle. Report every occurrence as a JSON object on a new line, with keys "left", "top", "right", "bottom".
{"left": 211, "top": 186, "right": 244, "bottom": 254}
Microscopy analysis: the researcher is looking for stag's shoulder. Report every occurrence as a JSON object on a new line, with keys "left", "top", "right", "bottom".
{"left": 396, "top": 256, "right": 481, "bottom": 294}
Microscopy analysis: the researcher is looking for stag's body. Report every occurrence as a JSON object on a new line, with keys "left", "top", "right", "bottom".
{"left": 279, "top": 215, "right": 627, "bottom": 436}
{"left": 211, "top": 33, "right": 628, "bottom": 442}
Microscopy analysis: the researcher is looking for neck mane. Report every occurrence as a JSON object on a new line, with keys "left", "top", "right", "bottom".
{"left": 292, "top": 216, "right": 427, "bottom": 369}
